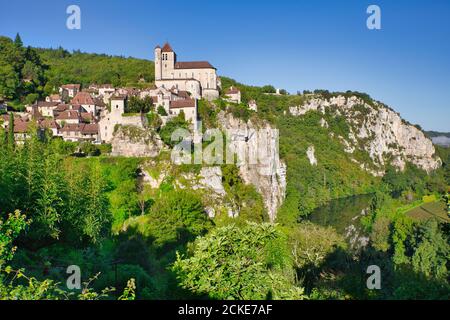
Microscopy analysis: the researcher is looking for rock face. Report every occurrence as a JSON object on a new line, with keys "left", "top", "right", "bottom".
{"left": 289, "top": 95, "right": 441, "bottom": 174}
{"left": 111, "top": 125, "right": 163, "bottom": 157}
{"left": 197, "top": 166, "right": 226, "bottom": 196}
{"left": 217, "top": 112, "right": 286, "bottom": 222}
{"left": 306, "top": 146, "right": 318, "bottom": 166}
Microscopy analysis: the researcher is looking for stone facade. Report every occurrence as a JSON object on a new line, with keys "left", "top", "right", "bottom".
{"left": 154, "top": 43, "right": 220, "bottom": 100}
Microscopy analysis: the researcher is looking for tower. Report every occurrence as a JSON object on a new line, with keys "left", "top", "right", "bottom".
{"left": 161, "top": 42, "right": 176, "bottom": 79}
{"left": 154, "top": 45, "right": 162, "bottom": 81}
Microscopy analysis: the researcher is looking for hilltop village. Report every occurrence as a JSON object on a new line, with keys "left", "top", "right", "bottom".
{"left": 0, "top": 43, "right": 257, "bottom": 145}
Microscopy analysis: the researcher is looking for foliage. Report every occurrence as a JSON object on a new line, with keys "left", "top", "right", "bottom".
{"left": 145, "top": 189, "right": 211, "bottom": 247}
{"left": 126, "top": 96, "right": 153, "bottom": 114}
{"left": 288, "top": 222, "right": 346, "bottom": 270}
{"left": 0, "top": 35, "right": 47, "bottom": 101}
{"left": 158, "top": 114, "right": 190, "bottom": 148}
{"left": 173, "top": 222, "right": 305, "bottom": 300}
{"left": 36, "top": 47, "right": 154, "bottom": 89}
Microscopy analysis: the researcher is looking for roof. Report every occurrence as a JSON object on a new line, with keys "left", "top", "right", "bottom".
{"left": 60, "top": 123, "right": 98, "bottom": 134}
{"left": 169, "top": 99, "right": 196, "bottom": 109}
{"left": 174, "top": 61, "right": 215, "bottom": 70}
{"left": 13, "top": 120, "right": 29, "bottom": 133}
{"left": 110, "top": 95, "right": 127, "bottom": 101}
{"left": 34, "top": 101, "right": 59, "bottom": 108}
{"left": 226, "top": 86, "right": 240, "bottom": 94}
{"left": 30, "top": 107, "right": 43, "bottom": 119}
{"left": 56, "top": 110, "right": 80, "bottom": 120}
{"left": 71, "top": 92, "right": 95, "bottom": 105}
{"left": 161, "top": 42, "right": 174, "bottom": 52}
{"left": 155, "top": 45, "right": 161, "bottom": 49}
{"left": 176, "top": 91, "right": 190, "bottom": 99}
{"left": 81, "top": 123, "right": 99, "bottom": 134}
{"left": 39, "top": 119, "right": 60, "bottom": 129}
{"left": 149, "top": 96, "right": 158, "bottom": 104}
{"left": 61, "top": 84, "right": 80, "bottom": 90}
{"left": 55, "top": 104, "right": 70, "bottom": 112}
{"left": 60, "top": 123, "right": 81, "bottom": 132}
{"left": 81, "top": 112, "right": 94, "bottom": 122}
{"left": 49, "top": 94, "right": 61, "bottom": 100}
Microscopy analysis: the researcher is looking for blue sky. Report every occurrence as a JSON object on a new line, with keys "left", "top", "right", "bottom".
{"left": 1, "top": 0, "right": 449, "bottom": 131}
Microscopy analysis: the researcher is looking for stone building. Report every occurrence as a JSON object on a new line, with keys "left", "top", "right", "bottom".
{"left": 225, "top": 86, "right": 241, "bottom": 104}
{"left": 59, "top": 84, "right": 80, "bottom": 99}
{"left": 154, "top": 43, "right": 220, "bottom": 100}
{"left": 169, "top": 98, "right": 197, "bottom": 125}
{"left": 98, "top": 95, "right": 146, "bottom": 143}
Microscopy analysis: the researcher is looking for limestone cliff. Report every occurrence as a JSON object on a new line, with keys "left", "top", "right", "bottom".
{"left": 111, "top": 125, "right": 163, "bottom": 157}
{"left": 289, "top": 95, "right": 441, "bottom": 175}
{"left": 217, "top": 111, "right": 286, "bottom": 222}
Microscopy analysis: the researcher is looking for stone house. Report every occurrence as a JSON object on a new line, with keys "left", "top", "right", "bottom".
{"left": 98, "top": 95, "right": 146, "bottom": 143}
{"left": 59, "top": 84, "right": 80, "bottom": 100}
{"left": 169, "top": 98, "right": 197, "bottom": 125}
{"left": 39, "top": 119, "right": 60, "bottom": 137}
{"left": 248, "top": 100, "right": 258, "bottom": 112}
{"left": 225, "top": 86, "right": 241, "bottom": 104}
{"left": 56, "top": 110, "right": 81, "bottom": 126}
{"left": 59, "top": 123, "right": 99, "bottom": 142}
{"left": 71, "top": 92, "right": 98, "bottom": 115}
{"left": 45, "top": 94, "right": 62, "bottom": 103}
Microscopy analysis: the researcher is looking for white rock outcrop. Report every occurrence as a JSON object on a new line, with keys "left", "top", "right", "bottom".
{"left": 289, "top": 95, "right": 441, "bottom": 174}
{"left": 306, "top": 146, "right": 318, "bottom": 166}
{"left": 217, "top": 112, "right": 286, "bottom": 222}
{"left": 111, "top": 125, "right": 163, "bottom": 157}
{"left": 197, "top": 166, "right": 226, "bottom": 196}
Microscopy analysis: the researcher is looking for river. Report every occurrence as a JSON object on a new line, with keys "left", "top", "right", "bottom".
{"left": 306, "top": 194, "right": 374, "bottom": 249}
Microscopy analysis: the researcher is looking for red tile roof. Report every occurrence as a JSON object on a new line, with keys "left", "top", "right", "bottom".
{"left": 60, "top": 123, "right": 98, "bottom": 134}
{"left": 110, "top": 95, "right": 127, "bottom": 101}
{"left": 56, "top": 110, "right": 80, "bottom": 120}
{"left": 170, "top": 99, "right": 196, "bottom": 109}
{"left": 39, "top": 119, "right": 60, "bottom": 129}
{"left": 226, "top": 86, "right": 240, "bottom": 94}
{"left": 174, "top": 61, "right": 215, "bottom": 69}
{"left": 81, "top": 112, "right": 94, "bottom": 122}
{"left": 55, "top": 104, "right": 70, "bottom": 112}
{"left": 60, "top": 123, "right": 81, "bottom": 132}
{"left": 176, "top": 91, "right": 191, "bottom": 99}
{"left": 71, "top": 92, "right": 95, "bottom": 105}
{"left": 81, "top": 123, "right": 99, "bottom": 134}
{"left": 161, "top": 42, "right": 174, "bottom": 52}
{"left": 13, "top": 120, "right": 29, "bottom": 133}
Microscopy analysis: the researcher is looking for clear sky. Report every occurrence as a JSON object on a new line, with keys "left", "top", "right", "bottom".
{"left": 1, "top": 0, "right": 449, "bottom": 131}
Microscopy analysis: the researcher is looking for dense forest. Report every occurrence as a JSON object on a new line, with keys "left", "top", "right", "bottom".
{"left": 0, "top": 34, "right": 154, "bottom": 110}
{"left": 0, "top": 35, "right": 449, "bottom": 300}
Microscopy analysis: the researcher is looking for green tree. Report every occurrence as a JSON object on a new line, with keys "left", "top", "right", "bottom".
{"left": 146, "top": 189, "right": 209, "bottom": 246}
{"left": 7, "top": 112, "right": 14, "bottom": 148}
{"left": 173, "top": 222, "right": 305, "bottom": 300}
{"left": 14, "top": 33, "right": 23, "bottom": 47}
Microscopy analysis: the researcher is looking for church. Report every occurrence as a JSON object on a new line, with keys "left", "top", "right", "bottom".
{"left": 154, "top": 43, "right": 220, "bottom": 100}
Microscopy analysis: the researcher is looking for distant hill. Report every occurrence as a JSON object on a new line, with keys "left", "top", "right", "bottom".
{"left": 425, "top": 131, "right": 450, "bottom": 147}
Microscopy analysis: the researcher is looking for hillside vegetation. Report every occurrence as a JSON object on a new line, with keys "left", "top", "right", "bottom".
{"left": 0, "top": 37, "right": 449, "bottom": 300}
